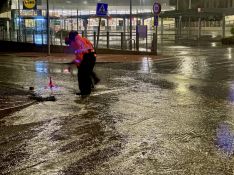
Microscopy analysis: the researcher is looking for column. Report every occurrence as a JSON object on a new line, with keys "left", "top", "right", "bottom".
{"left": 6, "top": 21, "right": 10, "bottom": 40}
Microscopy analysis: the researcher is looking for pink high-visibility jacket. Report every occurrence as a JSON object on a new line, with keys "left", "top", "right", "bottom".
{"left": 70, "top": 34, "right": 94, "bottom": 66}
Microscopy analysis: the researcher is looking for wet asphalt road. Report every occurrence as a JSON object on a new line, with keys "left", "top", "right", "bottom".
{"left": 1, "top": 42, "right": 234, "bottom": 174}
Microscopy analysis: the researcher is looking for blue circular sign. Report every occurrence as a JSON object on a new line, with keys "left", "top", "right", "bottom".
{"left": 153, "top": 2, "right": 161, "bottom": 14}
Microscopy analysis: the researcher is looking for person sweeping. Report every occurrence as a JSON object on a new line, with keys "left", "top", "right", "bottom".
{"left": 65, "top": 31, "right": 100, "bottom": 95}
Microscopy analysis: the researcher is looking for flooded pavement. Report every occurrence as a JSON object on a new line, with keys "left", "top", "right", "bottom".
{"left": 1, "top": 43, "right": 234, "bottom": 174}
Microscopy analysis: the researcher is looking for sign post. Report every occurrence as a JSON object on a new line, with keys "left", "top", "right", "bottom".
{"left": 96, "top": 3, "right": 108, "bottom": 49}
{"left": 153, "top": 2, "right": 161, "bottom": 55}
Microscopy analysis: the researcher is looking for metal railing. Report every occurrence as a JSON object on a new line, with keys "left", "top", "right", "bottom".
{"left": 0, "top": 24, "right": 231, "bottom": 52}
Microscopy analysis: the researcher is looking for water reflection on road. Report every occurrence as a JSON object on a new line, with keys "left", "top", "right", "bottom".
{"left": 1, "top": 43, "right": 234, "bottom": 174}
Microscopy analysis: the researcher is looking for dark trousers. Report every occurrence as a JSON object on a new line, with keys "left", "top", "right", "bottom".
{"left": 78, "top": 52, "right": 96, "bottom": 95}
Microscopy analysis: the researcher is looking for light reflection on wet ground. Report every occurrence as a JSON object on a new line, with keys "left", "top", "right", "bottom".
{"left": 1, "top": 43, "right": 234, "bottom": 174}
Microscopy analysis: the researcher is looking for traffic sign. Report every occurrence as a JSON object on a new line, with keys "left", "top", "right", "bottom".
{"left": 153, "top": 2, "right": 161, "bottom": 14}
{"left": 136, "top": 25, "right": 147, "bottom": 38}
{"left": 23, "top": 0, "right": 37, "bottom": 10}
{"left": 154, "top": 15, "right": 158, "bottom": 26}
{"left": 96, "top": 3, "right": 108, "bottom": 17}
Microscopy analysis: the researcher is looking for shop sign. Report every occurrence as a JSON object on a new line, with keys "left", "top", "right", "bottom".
{"left": 23, "top": 0, "right": 37, "bottom": 10}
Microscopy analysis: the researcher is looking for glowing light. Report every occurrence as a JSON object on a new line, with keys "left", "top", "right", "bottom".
{"left": 63, "top": 68, "right": 70, "bottom": 74}
{"left": 180, "top": 57, "right": 193, "bottom": 76}
{"left": 227, "top": 48, "right": 232, "bottom": 59}
{"left": 211, "top": 42, "right": 217, "bottom": 47}
{"left": 176, "top": 82, "right": 188, "bottom": 94}
{"left": 35, "top": 61, "right": 48, "bottom": 73}
{"left": 139, "top": 57, "right": 152, "bottom": 73}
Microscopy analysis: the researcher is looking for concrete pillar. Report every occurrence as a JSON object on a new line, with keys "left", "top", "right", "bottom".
{"left": 6, "top": 21, "right": 9, "bottom": 40}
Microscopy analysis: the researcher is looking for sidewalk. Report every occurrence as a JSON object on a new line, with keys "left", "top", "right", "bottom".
{"left": 14, "top": 52, "right": 162, "bottom": 63}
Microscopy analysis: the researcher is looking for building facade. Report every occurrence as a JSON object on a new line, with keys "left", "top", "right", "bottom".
{"left": 0, "top": 0, "right": 234, "bottom": 50}
{"left": 169, "top": 0, "right": 234, "bottom": 10}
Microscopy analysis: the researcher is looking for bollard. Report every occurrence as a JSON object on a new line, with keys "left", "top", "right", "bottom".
{"left": 152, "top": 33, "right": 157, "bottom": 55}
{"left": 41, "top": 31, "right": 44, "bottom": 44}
{"left": 136, "top": 32, "right": 139, "bottom": 51}
{"left": 107, "top": 31, "right": 109, "bottom": 49}
{"left": 16, "top": 30, "right": 19, "bottom": 42}
{"left": 60, "top": 31, "right": 63, "bottom": 46}
{"left": 33, "top": 30, "right": 35, "bottom": 44}
{"left": 93, "top": 31, "right": 96, "bottom": 47}
{"left": 24, "top": 29, "right": 27, "bottom": 43}
{"left": 9, "top": 29, "right": 12, "bottom": 41}
{"left": 82, "top": 31, "right": 84, "bottom": 37}
{"left": 121, "top": 32, "right": 124, "bottom": 50}
{"left": 3, "top": 30, "right": 5, "bottom": 40}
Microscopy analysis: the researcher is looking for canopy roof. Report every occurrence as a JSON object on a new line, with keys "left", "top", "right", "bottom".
{"left": 13, "top": 0, "right": 174, "bottom": 11}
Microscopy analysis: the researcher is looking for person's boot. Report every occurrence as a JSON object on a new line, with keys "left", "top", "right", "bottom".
{"left": 94, "top": 78, "right": 100, "bottom": 85}
{"left": 76, "top": 92, "right": 90, "bottom": 96}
